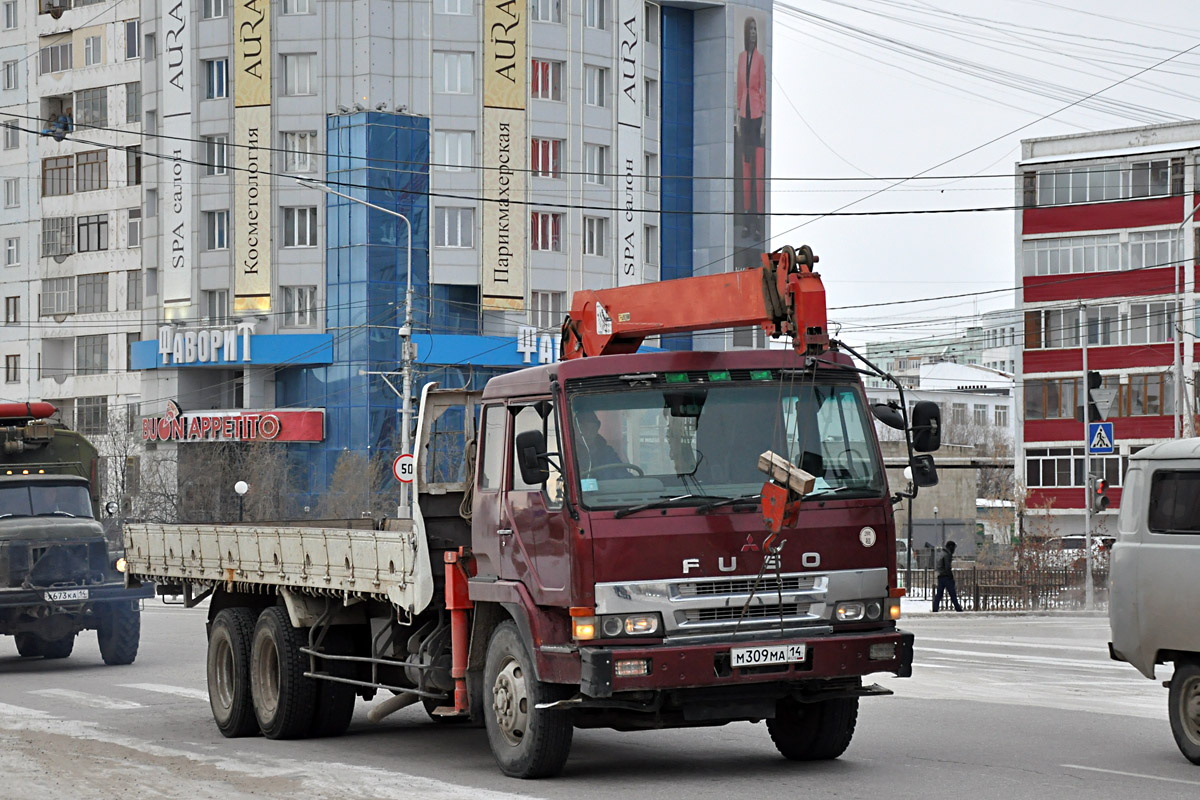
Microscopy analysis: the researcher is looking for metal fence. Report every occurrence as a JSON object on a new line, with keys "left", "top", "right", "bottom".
{"left": 903, "top": 565, "right": 1109, "bottom": 611}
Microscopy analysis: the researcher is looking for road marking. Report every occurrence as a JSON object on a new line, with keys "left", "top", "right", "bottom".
{"left": 917, "top": 636, "right": 1104, "bottom": 654}
{"left": 918, "top": 646, "right": 1126, "bottom": 671}
{"left": 1061, "top": 764, "right": 1200, "bottom": 786}
{"left": 0, "top": 702, "right": 51, "bottom": 719}
{"left": 120, "top": 683, "right": 209, "bottom": 701}
{"left": 29, "top": 689, "right": 143, "bottom": 710}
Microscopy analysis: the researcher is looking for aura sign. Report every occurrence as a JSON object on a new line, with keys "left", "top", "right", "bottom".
{"left": 161, "top": 0, "right": 193, "bottom": 308}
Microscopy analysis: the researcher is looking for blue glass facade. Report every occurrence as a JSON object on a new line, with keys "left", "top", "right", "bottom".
{"left": 276, "top": 112, "right": 431, "bottom": 509}
{"left": 661, "top": 7, "right": 696, "bottom": 350}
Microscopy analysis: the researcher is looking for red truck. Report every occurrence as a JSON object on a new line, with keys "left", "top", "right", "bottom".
{"left": 125, "top": 246, "right": 940, "bottom": 778}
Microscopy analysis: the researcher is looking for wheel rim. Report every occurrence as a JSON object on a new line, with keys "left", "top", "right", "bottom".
{"left": 254, "top": 633, "right": 281, "bottom": 718}
{"left": 211, "top": 635, "right": 235, "bottom": 717}
{"left": 1181, "top": 674, "right": 1200, "bottom": 745}
{"left": 492, "top": 655, "right": 529, "bottom": 747}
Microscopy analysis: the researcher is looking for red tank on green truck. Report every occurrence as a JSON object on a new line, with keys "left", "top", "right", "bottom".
{"left": 124, "top": 246, "right": 941, "bottom": 777}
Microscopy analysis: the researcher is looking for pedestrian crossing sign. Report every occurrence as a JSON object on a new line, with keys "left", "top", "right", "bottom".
{"left": 1088, "top": 422, "right": 1114, "bottom": 454}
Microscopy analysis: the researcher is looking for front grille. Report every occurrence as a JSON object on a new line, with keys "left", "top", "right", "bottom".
{"left": 684, "top": 603, "right": 809, "bottom": 623}
{"left": 679, "top": 575, "right": 815, "bottom": 597}
{"left": 7, "top": 540, "right": 108, "bottom": 588}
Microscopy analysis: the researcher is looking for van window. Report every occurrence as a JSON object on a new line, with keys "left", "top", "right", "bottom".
{"left": 478, "top": 405, "right": 505, "bottom": 491}
{"left": 1147, "top": 470, "right": 1200, "bottom": 534}
{"left": 1117, "top": 467, "right": 1142, "bottom": 534}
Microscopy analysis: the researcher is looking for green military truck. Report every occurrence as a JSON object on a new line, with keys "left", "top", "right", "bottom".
{"left": 0, "top": 402, "right": 150, "bottom": 663}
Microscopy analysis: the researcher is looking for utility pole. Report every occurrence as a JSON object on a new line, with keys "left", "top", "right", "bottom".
{"left": 1175, "top": 197, "right": 1200, "bottom": 439}
{"left": 1081, "top": 302, "right": 1093, "bottom": 611}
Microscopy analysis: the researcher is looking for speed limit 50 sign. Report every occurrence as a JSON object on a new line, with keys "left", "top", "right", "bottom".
{"left": 393, "top": 453, "right": 415, "bottom": 483}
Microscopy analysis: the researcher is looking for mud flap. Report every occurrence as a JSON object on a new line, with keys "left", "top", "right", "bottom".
{"left": 580, "top": 648, "right": 613, "bottom": 698}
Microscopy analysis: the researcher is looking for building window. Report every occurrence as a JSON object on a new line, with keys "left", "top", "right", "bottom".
{"left": 435, "top": 207, "right": 475, "bottom": 248}
{"left": 203, "top": 289, "right": 229, "bottom": 324}
{"left": 1024, "top": 307, "right": 1079, "bottom": 350}
{"left": 124, "top": 20, "right": 141, "bottom": 59}
{"left": 434, "top": 130, "right": 473, "bottom": 172}
{"left": 2, "top": 119, "right": 17, "bottom": 149}
{"left": 584, "top": 0, "right": 604, "bottom": 29}
{"left": 4, "top": 237, "right": 18, "bottom": 267}
{"left": 645, "top": 78, "right": 658, "bottom": 119}
{"left": 77, "top": 273, "right": 108, "bottom": 314}
{"left": 40, "top": 277, "right": 74, "bottom": 316}
{"left": 1024, "top": 377, "right": 1079, "bottom": 421}
{"left": 77, "top": 214, "right": 108, "bottom": 252}
{"left": 531, "top": 291, "right": 564, "bottom": 331}
{"left": 5, "top": 296, "right": 18, "bottom": 324}
{"left": 203, "top": 135, "right": 228, "bottom": 175}
{"left": 283, "top": 54, "right": 313, "bottom": 95}
{"left": 1025, "top": 448, "right": 1122, "bottom": 489}
{"left": 434, "top": 0, "right": 470, "bottom": 13}
{"left": 530, "top": 212, "right": 562, "bottom": 252}
{"left": 2, "top": 60, "right": 17, "bottom": 90}
{"left": 282, "top": 0, "right": 310, "bottom": 13}
{"left": 530, "top": 138, "right": 562, "bottom": 179}
{"left": 282, "top": 286, "right": 317, "bottom": 326}
{"left": 39, "top": 42, "right": 72, "bottom": 75}
{"left": 126, "top": 270, "right": 142, "bottom": 311}
{"left": 126, "top": 335, "right": 140, "bottom": 372}
{"left": 972, "top": 404, "right": 988, "bottom": 426}
{"left": 995, "top": 405, "right": 1008, "bottom": 428}
{"left": 204, "top": 58, "right": 228, "bottom": 99}
{"left": 645, "top": 224, "right": 658, "bottom": 265}
{"left": 583, "top": 216, "right": 606, "bottom": 256}
{"left": 1127, "top": 373, "right": 1175, "bottom": 417}
{"left": 1033, "top": 159, "right": 1179, "bottom": 206}
{"left": 126, "top": 146, "right": 142, "bottom": 185}
{"left": 76, "top": 150, "right": 108, "bottom": 192}
{"left": 75, "top": 396, "right": 108, "bottom": 434}
{"left": 1085, "top": 304, "right": 1120, "bottom": 346}
{"left": 530, "top": 0, "right": 561, "bottom": 23}
{"left": 1128, "top": 301, "right": 1174, "bottom": 345}
{"left": 202, "top": 0, "right": 227, "bottom": 19}
{"left": 584, "top": 66, "right": 607, "bottom": 107}
{"left": 950, "top": 403, "right": 967, "bottom": 426}
{"left": 3, "top": 177, "right": 17, "bottom": 208}
{"left": 5, "top": 355, "right": 18, "bottom": 384}
{"left": 2, "top": 1, "right": 16, "bottom": 30}
{"left": 531, "top": 59, "right": 562, "bottom": 101}
{"left": 84, "top": 34, "right": 102, "bottom": 66}
{"left": 644, "top": 152, "right": 659, "bottom": 193}
{"left": 41, "top": 217, "right": 75, "bottom": 257}
{"left": 127, "top": 208, "right": 141, "bottom": 249}
{"left": 75, "top": 86, "right": 108, "bottom": 127}
{"left": 204, "top": 210, "right": 229, "bottom": 250}
{"left": 283, "top": 131, "right": 317, "bottom": 173}
{"left": 126, "top": 82, "right": 141, "bottom": 123}
{"left": 433, "top": 51, "right": 473, "bottom": 94}
{"left": 42, "top": 156, "right": 72, "bottom": 197}
{"left": 1128, "top": 229, "right": 1179, "bottom": 271}
{"left": 583, "top": 144, "right": 607, "bottom": 185}
{"left": 283, "top": 207, "right": 318, "bottom": 247}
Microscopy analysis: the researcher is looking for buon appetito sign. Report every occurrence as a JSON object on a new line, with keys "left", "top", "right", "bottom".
{"left": 142, "top": 400, "right": 324, "bottom": 443}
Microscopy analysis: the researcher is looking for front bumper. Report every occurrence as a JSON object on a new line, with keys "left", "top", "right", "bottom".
{"left": 579, "top": 628, "right": 914, "bottom": 697}
{"left": 0, "top": 581, "right": 153, "bottom": 611}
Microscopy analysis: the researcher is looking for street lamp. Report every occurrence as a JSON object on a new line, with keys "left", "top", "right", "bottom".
{"left": 234, "top": 480, "right": 248, "bottom": 523}
{"left": 297, "top": 178, "right": 415, "bottom": 518}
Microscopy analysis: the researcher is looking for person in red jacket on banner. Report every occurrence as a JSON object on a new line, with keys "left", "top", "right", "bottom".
{"left": 736, "top": 16, "right": 766, "bottom": 239}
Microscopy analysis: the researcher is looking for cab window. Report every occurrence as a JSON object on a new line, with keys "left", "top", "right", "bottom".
{"left": 511, "top": 402, "right": 563, "bottom": 506}
{"left": 478, "top": 405, "right": 505, "bottom": 491}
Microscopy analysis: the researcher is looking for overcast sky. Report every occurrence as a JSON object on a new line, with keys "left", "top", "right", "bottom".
{"left": 768, "top": 0, "right": 1200, "bottom": 346}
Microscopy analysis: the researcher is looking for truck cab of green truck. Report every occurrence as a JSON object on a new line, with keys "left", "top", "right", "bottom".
{"left": 0, "top": 402, "right": 150, "bottom": 663}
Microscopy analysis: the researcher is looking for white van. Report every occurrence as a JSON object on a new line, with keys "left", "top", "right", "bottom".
{"left": 1108, "top": 440, "right": 1200, "bottom": 765}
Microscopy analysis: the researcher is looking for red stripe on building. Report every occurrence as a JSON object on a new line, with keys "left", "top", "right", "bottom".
{"left": 1027, "top": 487, "right": 1123, "bottom": 511}
{"left": 1022, "top": 196, "right": 1183, "bottom": 235}
{"left": 1023, "top": 267, "right": 1175, "bottom": 303}
{"left": 1024, "top": 416, "right": 1173, "bottom": 444}
{"left": 1023, "top": 343, "right": 1173, "bottom": 374}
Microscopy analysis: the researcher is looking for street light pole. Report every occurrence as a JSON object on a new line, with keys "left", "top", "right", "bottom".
{"left": 298, "top": 179, "right": 415, "bottom": 518}
{"left": 1175, "top": 196, "right": 1200, "bottom": 439}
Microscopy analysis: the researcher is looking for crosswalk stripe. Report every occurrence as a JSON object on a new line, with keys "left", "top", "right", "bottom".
{"left": 1062, "top": 765, "right": 1200, "bottom": 786}
{"left": 0, "top": 702, "right": 51, "bottom": 720}
{"left": 918, "top": 646, "right": 1127, "bottom": 671}
{"left": 30, "top": 689, "right": 143, "bottom": 710}
{"left": 120, "top": 683, "right": 209, "bottom": 701}
{"left": 917, "top": 636, "right": 1104, "bottom": 654}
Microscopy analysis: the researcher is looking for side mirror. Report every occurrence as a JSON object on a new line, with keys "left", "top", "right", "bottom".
{"left": 514, "top": 430, "right": 550, "bottom": 486}
{"left": 871, "top": 403, "right": 906, "bottom": 431}
{"left": 909, "top": 454, "right": 938, "bottom": 488}
{"left": 911, "top": 401, "right": 941, "bottom": 452}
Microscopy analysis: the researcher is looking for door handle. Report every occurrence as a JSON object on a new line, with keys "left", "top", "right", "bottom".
{"left": 497, "top": 528, "right": 513, "bottom": 537}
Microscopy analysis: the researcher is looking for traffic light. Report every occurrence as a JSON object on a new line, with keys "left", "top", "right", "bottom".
{"left": 1089, "top": 475, "right": 1110, "bottom": 513}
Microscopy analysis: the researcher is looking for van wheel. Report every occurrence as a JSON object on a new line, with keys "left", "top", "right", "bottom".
{"left": 250, "top": 607, "right": 317, "bottom": 739}
{"left": 97, "top": 601, "right": 141, "bottom": 666}
{"left": 767, "top": 697, "right": 859, "bottom": 760}
{"left": 483, "top": 621, "right": 573, "bottom": 778}
{"left": 207, "top": 608, "right": 259, "bottom": 738}
{"left": 1169, "top": 660, "right": 1200, "bottom": 764}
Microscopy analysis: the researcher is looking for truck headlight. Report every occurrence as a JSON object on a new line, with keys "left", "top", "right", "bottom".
{"left": 596, "top": 614, "right": 663, "bottom": 638}
{"left": 835, "top": 602, "right": 865, "bottom": 621}
{"left": 114, "top": 557, "right": 127, "bottom": 573}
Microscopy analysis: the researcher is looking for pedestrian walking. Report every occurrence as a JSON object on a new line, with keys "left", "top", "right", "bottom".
{"left": 933, "top": 540, "right": 964, "bottom": 612}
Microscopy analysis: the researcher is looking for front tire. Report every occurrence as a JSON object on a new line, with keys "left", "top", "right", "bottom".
{"left": 767, "top": 697, "right": 859, "bottom": 761}
{"left": 97, "top": 601, "right": 141, "bottom": 666}
{"left": 250, "top": 606, "right": 318, "bottom": 739}
{"left": 483, "top": 621, "right": 573, "bottom": 779}
{"left": 38, "top": 634, "right": 75, "bottom": 660}
{"left": 1169, "top": 660, "right": 1200, "bottom": 765}
{"left": 207, "top": 608, "right": 260, "bottom": 738}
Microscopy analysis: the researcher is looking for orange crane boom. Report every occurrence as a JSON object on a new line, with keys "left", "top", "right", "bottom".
{"left": 560, "top": 245, "right": 829, "bottom": 359}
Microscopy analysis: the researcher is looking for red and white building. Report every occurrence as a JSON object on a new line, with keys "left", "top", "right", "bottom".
{"left": 1017, "top": 121, "right": 1200, "bottom": 535}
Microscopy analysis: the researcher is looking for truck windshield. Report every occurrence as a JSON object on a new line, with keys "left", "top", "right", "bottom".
{"left": 0, "top": 483, "right": 93, "bottom": 519}
{"left": 569, "top": 381, "right": 884, "bottom": 509}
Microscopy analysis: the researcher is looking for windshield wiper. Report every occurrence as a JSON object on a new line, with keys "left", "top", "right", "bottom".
{"left": 613, "top": 493, "right": 728, "bottom": 519}
{"left": 804, "top": 486, "right": 855, "bottom": 499}
{"left": 696, "top": 493, "right": 761, "bottom": 514}
{"left": 47, "top": 510, "right": 77, "bottom": 517}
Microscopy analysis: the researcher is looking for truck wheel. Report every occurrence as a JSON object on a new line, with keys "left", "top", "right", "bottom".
{"left": 14, "top": 634, "right": 42, "bottom": 658}
{"left": 767, "top": 697, "right": 859, "bottom": 761}
{"left": 38, "top": 634, "right": 75, "bottom": 660}
{"left": 1169, "top": 660, "right": 1200, "bottom": 765}
{"left": 309, "top": 627, "right": 356, "bottom": 738}
{"left": 250, "top": 606, "right": 318, "bottom": 739}
{"left": 483, "top": 621, "right": 574, "bottom": 778}
{"left": 97, "top": 601, "right": 141, "bottom": 666}
{"left": 207, "top": 608, "right": 260, "bottom": 738}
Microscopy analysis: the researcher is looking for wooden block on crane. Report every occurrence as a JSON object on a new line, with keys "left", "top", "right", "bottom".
{"left": 757, "top": 451, "right": 816, "bottom": 496}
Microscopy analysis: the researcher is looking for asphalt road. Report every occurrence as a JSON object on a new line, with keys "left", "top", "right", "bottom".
{"left": 0, "top": 605, "right": 1196, "bottom": 799}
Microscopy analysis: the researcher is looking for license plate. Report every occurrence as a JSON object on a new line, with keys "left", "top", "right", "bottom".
{"left": 44, "top": 589, "right": 88, "bottom": 602}
{"left": 730, "top": 644, "right": 806, "bottom": 668}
